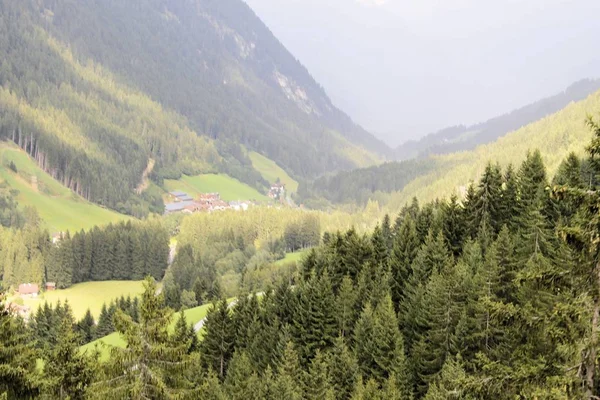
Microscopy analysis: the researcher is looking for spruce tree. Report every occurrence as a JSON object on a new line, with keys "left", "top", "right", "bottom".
{"left": 76, "top": 309, "right": 96, "bottom": 344}
{"left": 201, "top": 299, "right": 234, "bottom": 378}
{"left": 273, "top": 342, "right": 303, "bottom": 400}
{"left": 389, "top": 215, "right": 419, "bottom": 306}
{"left": 92, "top": 277, "right": 192, "bottom": 399}
{"left": 0, "top": 297, "right": 40, "bottom": 398}
{"left": 304, "top": 350, "right": 334, "bottom": 400}
{"left": 327, "top": 337, "right": 359, "bottom": 400}
{"left": 43, "top": 317, "right": 96, "bottom": 399}
{"left": 224, "top": 351, "right": 263, "bottom": 400}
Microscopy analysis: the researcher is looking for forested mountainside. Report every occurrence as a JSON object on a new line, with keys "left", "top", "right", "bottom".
{"left": 5, "top": 118, "right": 600, "bottom": 399}
{"left": 303, "top": 85, "right": 600, "bottom": 209}
{"left": 0, "top": 0, "right": 386, "bottom": 215}
{"left": 395, "top": 78, "right": 600, "bottom": 160}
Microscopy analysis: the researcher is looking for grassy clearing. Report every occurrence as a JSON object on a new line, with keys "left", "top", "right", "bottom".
{"left": 21, "top": 281, "right": 147, "bottom": 320}
{"left": 81, "top": 302, "right": 215, "bottom": 360}
{"left": 273, "top": 250, "right": 308, "bottom": 266}
{"left": 0, "top": 144, "right": 129, "bottom": 233}
{"left": 249, "top": 151, "right": 299, "bottom": 193}
{"left": 164, "top": 173, "right": 269, "bottom": 202}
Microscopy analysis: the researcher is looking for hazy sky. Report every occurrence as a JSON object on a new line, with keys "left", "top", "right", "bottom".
{"left": 244, "top": 0, "right": 600, "bottom": 146}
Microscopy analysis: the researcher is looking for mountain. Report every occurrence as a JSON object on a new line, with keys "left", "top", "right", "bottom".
{"left": 0, "top": 0, "right": 386, "bottom": 215}
{"left": 301, "top": 86, "right": 600, "bottom": 209}
{"left": 395, "top": 78, "right": 600, "bottom": 160}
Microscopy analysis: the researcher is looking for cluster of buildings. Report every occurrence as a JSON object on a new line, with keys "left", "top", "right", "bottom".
{"left": 165, "top": 191, "right": 251, "bottom": 214}
{"left": 5, "top": 282, "right": 57, "bottom": 320}
{"left": 268, "top": 183, "right": 286, "bottom": 201}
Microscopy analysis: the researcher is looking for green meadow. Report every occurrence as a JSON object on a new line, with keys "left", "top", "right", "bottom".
{"left": 164, "top": 173, "right": 269, "bottom": 202}
{"left": 0, "top": 144, "right": 129, "bottom": 233}
{"left": 21, "top": 280, "right": 147, "bottom": 320}
{"left": 249, "top": 151, "right": 299, "bottom": 193}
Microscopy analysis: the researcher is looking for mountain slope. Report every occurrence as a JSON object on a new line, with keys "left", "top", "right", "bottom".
{"left": 0, "top": 0, "right": 385, "bottom": 216}
{"left": 388, "top": 88, "right": 600, "bottom": 209}
{"left": 301, "top": 87, "right": 600, "bottom": 209}
{"left": 395, "top": 78, "right": 600, "bottom": 160}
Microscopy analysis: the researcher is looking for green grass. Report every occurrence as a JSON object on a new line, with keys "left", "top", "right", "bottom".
{"left": 249, "top": 151, "right": 299, "bottom": 193}
{"left": 164, "top": 173, "right": 269, "bottom": 202}
{"left": 273, "top": 250, "right": 308, "bottom": 266}
{"left": 21, "top": 281, "right": 147, "bottom": 320}
{"left": 81, "top": 302, "right": 216, "bottom": 361}
{"left": 0, "top": 144, "right": 129, "bottom": 233}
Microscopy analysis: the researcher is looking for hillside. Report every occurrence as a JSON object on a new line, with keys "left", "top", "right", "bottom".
{"left": 388, "top": 88, "right": 600, "bottom": 209}
{"left": 164, "top": 173, "right": 269, "bottom": 202}
{"left": 0, "top": 0, "right": 386, "bottom": 218}
{"left": 0, "top": 143, "right": 128, "bottom": 232}
{"left": 395, "top": 78, "right": 600, "bottom": 160}
{"left": 303, "top": 88, "right": 600, "bottom": 210}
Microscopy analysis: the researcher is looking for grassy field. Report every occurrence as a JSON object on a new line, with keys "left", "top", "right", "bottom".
{"left": 273, "top": 250, "right": 308, "bottom": 266}
{"left": 249, "top": 151, "right": 299, "bottom": 193}
{"left": 0, "top": 144, "right": 129, "bottom": 233}
{"left": 81, "top": 302, "right": 215, "bottom": 360}
{"left": 19, "top": 281, "right": 147, "bottom": 320}
{"left": 164, "top": 173, "right": 269, "bottom": 202}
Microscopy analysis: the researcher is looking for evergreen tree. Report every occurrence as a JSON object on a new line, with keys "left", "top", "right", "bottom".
{"left": 304, "top": 351, "right": 334, "bottom": 400}
{"left": 0, "top": 297, "right": 40, "bottom": 398}
{"left": 327, "top": 337, "right": 359, "bottom": 400}
{"left": 76, "top": 309, "right": 96, "bottom": 344}
{"left": 201, "top": 299, "right": 234, "bottom": 378}
{"left": 272, "top": 342, "right": 303, "bottom": 400}
{"left": 389, "top": 215, "right": 419, "bottom": 306}
{"left": 92, "top": 277, "right": 192, "bottom": 399}
{"left": 224, "top": 351, "right": 263, "bottom": 400}
{"left": 43, "top": 317, "right": 96, "bottom": 399}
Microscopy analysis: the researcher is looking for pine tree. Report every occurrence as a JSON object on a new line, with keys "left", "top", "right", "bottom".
{"left": 304, "top": 350, "right": 334, "bottom": 400}
{"left": 327, "top": 337, "right": 359, "bottom": 400}
{"left": 76, "top": 309, "right": 96, "bottom": 344}
{"left": 43, "top": 317, "right": 96, "bottom": 399}
{"left": 224, "top": 351, "right": 263, "bottom": 400}
{"left": 172, "top": 311, "right": 199, "bottom": 354}
{"left": 0, "top": 296, "right": 40, "bottom": 398}
{"left": 292, "top": 272, "right": 337, "bottom": 363}
{"left": 442, "top": 193, "right": 466, "bottom": 257}
{"left": 335, "top": 276, "right": 358, "bottom": 339}
{"left": 272, "top": 342, "right": 303, "bottom": 400}
{"left": 92, "top": 277, "right": 192, "bottom": 399}
{"left": 201, "top": 299, "right": 234, "bottom": 378}
{"left": 389, "top": 215, "right": 419, "bottom": 306}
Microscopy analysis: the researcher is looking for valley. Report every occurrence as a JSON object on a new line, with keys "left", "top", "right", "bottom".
{"left": 0, "top": 0, "right": 600, "bottom": 398}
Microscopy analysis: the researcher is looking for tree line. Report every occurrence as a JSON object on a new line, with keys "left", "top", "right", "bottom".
{"left": 0, "top": 219, "right": 169, "bottom": 290}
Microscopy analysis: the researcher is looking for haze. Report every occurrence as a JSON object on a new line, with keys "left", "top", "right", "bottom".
{"left": 244, "top": 0, "right": 600, "bottom": 147}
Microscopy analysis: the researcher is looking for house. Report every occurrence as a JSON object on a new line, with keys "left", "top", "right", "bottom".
{"left": 229, "top": 201, "right": 249, "bottom": 211}
{"left": 6, "top": 303, "right": 31, "bottom": 319}
{"left": 18, "top": 283, "right": 39, "bottom": 297}
{"left": 169, "top": 191, "right": 193, "bottom": 202}
{"left": 268, "top": 183, "right": 286, "bottom": 200}
{"left": 165, "top": 200, "right": 195, "bottom": 214}
{"left": 45, "top": 282, "right": 56, "bottom": 291}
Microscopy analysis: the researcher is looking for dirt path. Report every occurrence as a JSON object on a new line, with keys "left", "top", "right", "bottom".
{"left": 135, "top": 158, "right": 155, "bottom": 194}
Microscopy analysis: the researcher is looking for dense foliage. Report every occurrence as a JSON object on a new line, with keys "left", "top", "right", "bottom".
{"left": 0, "top": 219, "right": 169, "bottom": 289}
{"left": 299, "top": 158, "right": 436, "bottom": 207}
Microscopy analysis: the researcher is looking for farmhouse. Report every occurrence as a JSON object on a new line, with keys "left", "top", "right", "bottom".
{"left": 6, "top": 303, "right": 31, "bottom": 319}
{"left": 45, "top": 282, "right": 56, "bottom": 291}
{"left": 18, "top": 283, "right": 39, "bottom": 297}
{"left": 169, "top": 191, "right": 194, "bottom": 202}
{"left": 268, "top": 183, "right": 285, "bottom": 200}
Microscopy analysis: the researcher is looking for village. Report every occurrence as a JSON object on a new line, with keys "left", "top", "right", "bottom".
{"left": 164, "top": 182, "right": 287, "bottom": 214}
